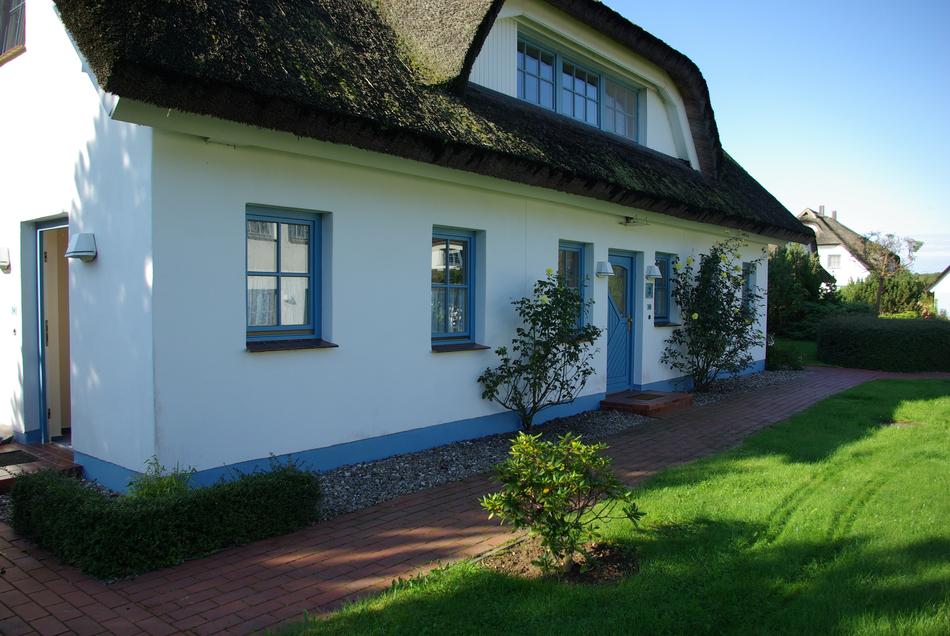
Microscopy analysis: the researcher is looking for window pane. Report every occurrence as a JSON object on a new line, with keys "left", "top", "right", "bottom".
{"left": 280, "top": 277, "right": 309, "bottom": 326}
{"left": 447, "top": 288, "right": 467, "bottom": 334}
{"left": 586, "top": 99, "right": 598, "bottom": 125}
{"left": 574, "top": 74, "right": 585, "bottom": 93}
{"left": 558, "top": 249, "right": 580, "bottom": 290}
{"left": 447, "top": 240, "right": 466, "bottom": 284}
{"left": 517, "top": 41, "right": 525, "bottom": 68}
{"left": 526, "top": 46, "right": 539, "bottom": 75}
{"left": 517, "top": 69, "right": 525, "bottom": 99}
{"left": 431, "top": 239, "right": 447, "bottom": 283}
{"left": 431, "top": 288, "right": 446, "bottom": 334}
{"left": 560, "top": 89, "right": 572, "bottom": 114}
{"left": 247, "top": 276, "right": 278, "bottom": 327}
{"left": 540, "top": 80, "right": 554, "bottom": 109}
{"left": 540, "top": 52, "right": 554, "bottom": 80}
{"left": 525, "top": 75, "right": 538, "bottom": 103}
{"left": 247, "top": 221, "right": 277, "bottom": 272}
{"left": 574, "top": 94, "right": 584, "bottom": 118}
{"left": 609, "top": 265, "right": 627, "bottom": 311}
{"left": 280, "top": 223, "right": 310, "bottom": 273}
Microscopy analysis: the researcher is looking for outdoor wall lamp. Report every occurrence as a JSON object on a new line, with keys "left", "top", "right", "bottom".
{"left": 65, "top": 233, "right": 97, "bottom": 262}
{"left": 644, "top": 264, "right": 663, "bottom": 281}
{"left": 595, "top": 261, "right": 614, "bottom": 278}
{"left": 0, "top": 247, "right": 10, "bottom": 273}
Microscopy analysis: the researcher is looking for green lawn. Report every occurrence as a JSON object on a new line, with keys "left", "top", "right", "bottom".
{"left": 775, "top": 337, "right": 824, "bottom": 366}
{"left": 285, "top": 380, "right": 950, "bottom": 635}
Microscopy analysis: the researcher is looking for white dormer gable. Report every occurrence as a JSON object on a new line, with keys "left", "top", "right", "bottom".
{"left": 469, "top": 0, "right": 700, "bottom": 169}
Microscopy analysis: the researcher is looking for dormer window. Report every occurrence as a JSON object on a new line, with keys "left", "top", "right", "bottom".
{"left": 0, "top": 0, "right": 26, "bottom": 64}
{"left": 516, "top": 34, "right": 641, "bottom": 143}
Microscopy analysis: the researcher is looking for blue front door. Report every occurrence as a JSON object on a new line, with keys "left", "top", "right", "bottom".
{"left": 606, "top": 254, "right": 635, "bottom": 393}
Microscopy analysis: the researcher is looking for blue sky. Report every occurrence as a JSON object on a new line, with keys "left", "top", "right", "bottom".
{"left": 608, "top": 0, "right": 950, "bottom": 273}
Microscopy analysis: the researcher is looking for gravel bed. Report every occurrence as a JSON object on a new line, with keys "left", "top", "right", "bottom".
{"left": 691, "top": 369, "right": 801, "bottom": 407}
{"left": 0, "top": 494, "right": 10, "bottom": 524}
{"left": 317, "top": 368, "right": 803, "bottom": 520}
{"left": 317, "top": 408, "right": 648, "bottom": 520}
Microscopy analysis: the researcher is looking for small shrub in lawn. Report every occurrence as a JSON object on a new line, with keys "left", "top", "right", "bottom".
{"left": 816, "top": 316, "right": 950, "bottom": 372}
{"left": 481, "top": 432, "right": 644, "bottom": 576}
{"left": 11, "top": 460, "right": 321, "bottom": 578}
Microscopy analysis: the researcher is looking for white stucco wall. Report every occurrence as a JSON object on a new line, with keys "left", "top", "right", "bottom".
{"left": 0, "top": 1, "right": 156, "bottom": 468}
{"left": 932, "top": 275, "right": 950, "bottom": 318}
{"left": 144, "top": 114, "right": 768, "bottom": 473}
{"left": 818, "top": 243, "right": 869, "bottom": 286}
{"left": 468, "top": 0, "right": 697, "bottom": 166}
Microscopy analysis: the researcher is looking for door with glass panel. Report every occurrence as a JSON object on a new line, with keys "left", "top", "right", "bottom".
{"left": 606, "top": 253, "right": 635, "bottom": 393}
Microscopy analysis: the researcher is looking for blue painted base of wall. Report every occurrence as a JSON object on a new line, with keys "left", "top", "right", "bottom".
{"left": 634, "top": 359, "right": 766, "bottom": 393}
{"left": 74, "top": 392, "right": 606, "bottom": 492}
{"left": 14, "top": 429, "right": 42, "bottom": 444}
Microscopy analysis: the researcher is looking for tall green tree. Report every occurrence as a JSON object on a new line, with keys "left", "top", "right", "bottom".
{"left": 767, "top": 244, "right": 832, "bottom": 335}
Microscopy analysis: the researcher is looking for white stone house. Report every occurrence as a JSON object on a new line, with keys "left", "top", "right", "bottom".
{"left": 0, "top": 0, "right": 812, "bottom": 490}
{"left": 930, "top": 267, "right": 950, "bottom": 317}
{"left": 798, "top": 207, "right": 873, "bottom": 286}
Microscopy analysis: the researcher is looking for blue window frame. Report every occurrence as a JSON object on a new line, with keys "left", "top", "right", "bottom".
{"left": 654, "top": 253, "right": 673, "bottom": 324}
{"left": 517, "top": 39, "right": 555, "bottom": 110}
{"left": 516, "top": 34, "right": 641, "bottom": 140}
{"left": 560, "top": 60, "right": 599, "bottom": 126}
{"left": 246, "top": 207, "right": 320, "bottom": 340}
{"left": 604, "top": 79, "right": 638, "bottom": 141}
{"left": 742, "top": 262, "right": 756, "bottom": 308}
{"left": 558, "top": 241, "right": 586, "bottom": 324}
{"left": 432, "top": 229, "right": 474, "bottom": 342}
{"left": 1, "top": 0, "right": 25, "bottom": 59}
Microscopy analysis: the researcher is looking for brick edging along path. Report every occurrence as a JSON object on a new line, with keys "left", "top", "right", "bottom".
{"left": 1, "top": 367, "right": 947, "bottom": 635}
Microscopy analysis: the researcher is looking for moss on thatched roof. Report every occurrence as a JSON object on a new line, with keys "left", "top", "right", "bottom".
{"left": 54, "top": 0, "right": 812, "bottom": 242}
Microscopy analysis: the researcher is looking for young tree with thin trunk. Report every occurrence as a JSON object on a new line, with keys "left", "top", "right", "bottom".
{"left": 862, "top": 232, "right": 923, "bottom": 315}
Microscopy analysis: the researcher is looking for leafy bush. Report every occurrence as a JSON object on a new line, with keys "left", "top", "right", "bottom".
{"left": 481, "top": 432, "right": 644, "bottom": 576}
{"left": 479, "top": 271, "right": 601, "bottom": 431}
{"left": 765, "top": 339, "right": 804, "bottom": 371}
{"left": 840, "top": 270, "right": 929, "bottom": 315}
{"left": 767, "top": 243, "right": 834, "bottom": 335}
{"left": 127, "top": 456, "right": 194, "bottom": 499}
{"left": 816, "top": 316, "right": 950, "bottom": 372}
{"left": 11, "top": 461, "right": 321, "bottom": 578}
{"left": 782, "top": 300, "right": 874, "bottom": 341}
{"left": 661, "top": 238, "right": 764, "bottom": 391}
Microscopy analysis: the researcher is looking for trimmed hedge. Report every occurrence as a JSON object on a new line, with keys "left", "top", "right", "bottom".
{"left": 816, "top": 316, "right": 950, "bottom": 372}
{"left": 11, "top": 463, "right": 321, "bottom": 578}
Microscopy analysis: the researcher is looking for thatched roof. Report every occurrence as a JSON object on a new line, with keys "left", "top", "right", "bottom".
{"left": 54, "top": 0, "right": 813, "bottom": 243}
{"left": 798, "top": 209, "right": 876, "bottom": 268}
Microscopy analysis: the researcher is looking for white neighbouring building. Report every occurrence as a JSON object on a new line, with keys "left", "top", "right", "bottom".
{"left": 930, "top": 266, "right": 950, "bottom": 317}
{"left": 798, "top": 207, "right": 873, "bottom": 287}
{"left": 0, "top": 0, "right": 813, "bottom": 490}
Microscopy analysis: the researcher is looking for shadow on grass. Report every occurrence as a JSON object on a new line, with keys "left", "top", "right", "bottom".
{"left": 306, "top": 517, "right": 950, "bottom": 635}
{"left": 295, "top": 380, "right": 950, "bottom": 635}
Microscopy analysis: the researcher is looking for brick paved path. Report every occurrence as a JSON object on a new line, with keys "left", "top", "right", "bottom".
{"left": 1, "top": 367, "right": 946, "bottom": 635}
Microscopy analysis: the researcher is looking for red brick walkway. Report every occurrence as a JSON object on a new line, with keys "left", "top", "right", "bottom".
{"left": 1, "top": 367, "right": 946, "bottom": 635}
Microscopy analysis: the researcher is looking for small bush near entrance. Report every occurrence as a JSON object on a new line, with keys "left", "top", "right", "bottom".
{"left": 11, "top": 461, "right": 321, "bottom": 579}
{"left": 481, "top": 432, "right": 644, "bottom": 576}
{"left": 817, "top": 316, "right": 950, "bottom": 372}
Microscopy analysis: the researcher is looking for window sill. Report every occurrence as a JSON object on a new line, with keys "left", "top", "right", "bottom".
{"left": 654, "top": 321, "right": 682, "bottom": 328}
{"left": 246, "top": 338, "right": 338, "bottom": 353}
{"left": 431, "top": 342, "right": 491, "bottom": 353}
{"left": 0, "top": 45, "right": 25, "bottom": 68}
